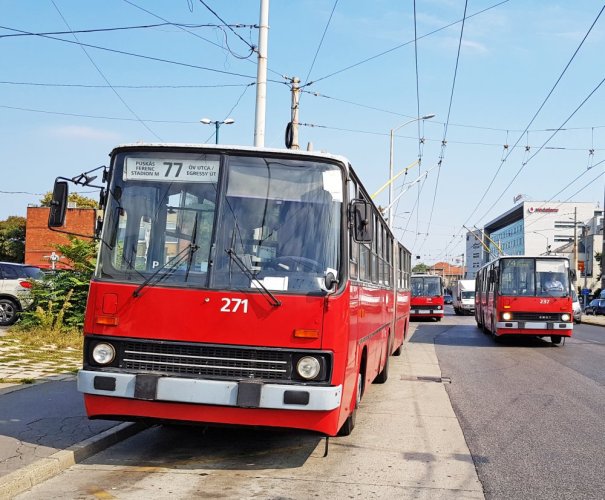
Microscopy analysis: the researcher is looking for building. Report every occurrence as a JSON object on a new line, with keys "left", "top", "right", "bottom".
{"left": 429, "top": 261, "right": 464, "bottom": 291}
{"left": 465, "top": 229, "right": 485, "bottom": 280}
{"left": 25, "top": 206, "right": 96, "bottom": 269}
{"left": 466, "top": 200, "right": 603, "bottom": 290}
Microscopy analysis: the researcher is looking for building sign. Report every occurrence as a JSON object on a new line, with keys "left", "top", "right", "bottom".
{"left": 527, "top": 206, "right": 559, "bottom": 213}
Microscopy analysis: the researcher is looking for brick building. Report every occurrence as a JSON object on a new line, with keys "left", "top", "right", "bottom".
{"left": 25, "top": 206, "right": 96, "bottom": 269}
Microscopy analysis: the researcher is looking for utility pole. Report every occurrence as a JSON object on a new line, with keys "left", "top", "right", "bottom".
{"left": 253, "top": 0, "right": 269, "bottom": 147}
{"left": 288, "top": 77, "right": 300, "bottom": 150}
{"left": 573, "top": 206, "right": 578, "bottom": 278}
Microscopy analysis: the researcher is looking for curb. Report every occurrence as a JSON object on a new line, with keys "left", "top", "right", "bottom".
{"left": 0, "top": 422, "right": 148, "bottom": 500}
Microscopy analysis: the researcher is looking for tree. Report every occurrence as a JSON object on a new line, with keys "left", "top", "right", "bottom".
{"left": 412, "top": 262, "right": 429, "bottom": 274}
{"left": 0, "top": 216, "right": 26, "bottom": 262}
{"left": 595, "top": 251, "right": 602, "bottom": 281}
{"left": 39, "top": 191, "right": 98, "bottom": 209}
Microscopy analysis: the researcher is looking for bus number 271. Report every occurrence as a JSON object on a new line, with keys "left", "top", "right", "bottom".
{"left": 220, "top": 298, "right": 249, "bottom": 313}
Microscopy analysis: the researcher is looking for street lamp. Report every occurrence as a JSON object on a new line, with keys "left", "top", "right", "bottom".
{"left": 388, "top": 114, "right": 435, "bottom": 227}
{"left": 200, "top": 118, "right": 235, "bottom": 144}
{"left": 531, "top": 231, "right": 550, "bottom": 255}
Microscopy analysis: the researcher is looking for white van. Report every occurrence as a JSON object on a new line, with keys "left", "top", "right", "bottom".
{"left": 571, "top": 289, "right": 582, "bottom": 324}
{"left": 453, "top": 279, "right": 476, "bottom": 315}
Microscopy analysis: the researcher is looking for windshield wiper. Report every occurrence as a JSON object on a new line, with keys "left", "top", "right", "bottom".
{"left": 226, "top": 248, "right": 281, "bottom": 307}
{"left": 184, "top": 212, "right": 200, "bottom": 282}
{"left": 132, "top": 244, "right": 198, "bottom": 298}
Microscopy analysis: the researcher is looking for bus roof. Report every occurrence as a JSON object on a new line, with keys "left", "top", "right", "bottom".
{"left": 110, "top": 143, "right": 351, "bottom": 168}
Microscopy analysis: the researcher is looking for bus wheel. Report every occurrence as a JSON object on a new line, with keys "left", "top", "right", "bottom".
{"left": 338, "top": 372, "right": 362, "bottom": 436}
{"left": 551, "top": 335, "right": 562, "bottom": 345}
{"left": 393, "top": 342, "right": 403, "bottom": 356}
{"left": 374, "top": 353, "right": 389, "bottom": 384}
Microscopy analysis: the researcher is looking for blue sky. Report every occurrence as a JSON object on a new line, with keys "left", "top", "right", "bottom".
{"left": 1, "top": 0, "right": 603, "bottom": 264}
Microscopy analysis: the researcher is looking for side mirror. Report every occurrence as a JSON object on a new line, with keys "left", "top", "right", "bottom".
{"left": 351, "top": 199, "right": 373, "bottom": 243}
{"left": 48, "top": 180, "right": 69, "bottom": 228}
{"left": 324, "top": 271, "right": 339, "bottom": 292}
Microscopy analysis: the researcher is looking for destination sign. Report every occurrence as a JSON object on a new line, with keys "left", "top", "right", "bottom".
{"left": 124, "top": 158, "right": 220, "bottom": 182}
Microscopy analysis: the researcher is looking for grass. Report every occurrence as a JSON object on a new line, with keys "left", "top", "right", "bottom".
{"left": 3, "top": 327, "right": 83, "bottom": 350}
{"left": 0, "top": 327, "right": 83, "bottom": 382}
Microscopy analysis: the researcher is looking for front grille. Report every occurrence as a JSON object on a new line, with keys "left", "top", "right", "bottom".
{"left": 413, "top": 305, "right": 440, "bottom": 311}
{"left": 121, "top": 341, "right": 291, "bottom": 380}
{"left": 511, "top": 312, "right": 561, "bottom": 321}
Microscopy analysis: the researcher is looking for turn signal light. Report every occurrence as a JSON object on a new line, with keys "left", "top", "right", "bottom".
{"left": 293, "top": 329, "right": 320, "bottom": 339}
{"left": 95, "top": 315, "right": 119, "bottom": 326}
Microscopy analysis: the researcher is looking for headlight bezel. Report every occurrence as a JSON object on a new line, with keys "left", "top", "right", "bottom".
{"left": 502, "top": 312, "right": 512, "bottom": 321}
{"left": 296, "top": 356, "right": 322, "bottom": 380}
{"left": 561, "top": 313, "right": 571, "bottom": 322}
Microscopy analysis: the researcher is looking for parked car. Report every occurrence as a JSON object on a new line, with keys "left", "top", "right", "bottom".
{"left": 443, "top": 294, "right": 453, "bottom": 305}
{"left": 0, "top": 262, "right": 44, "bottom": 326}
{"left": 572, "top": 290, "right": 582, "bottom": 324}
{"left": 583, "top": 298, "right": 605, "bottom": 316}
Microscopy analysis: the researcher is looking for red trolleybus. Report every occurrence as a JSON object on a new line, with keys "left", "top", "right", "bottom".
{"left": 475, "top": 256, "right": 574, "bottom": 345}
{"left": 410, "top": 274, "right": 444, "bottom": 321}
{"left": 48, "top": 144, "right": 411, "bottom": 436}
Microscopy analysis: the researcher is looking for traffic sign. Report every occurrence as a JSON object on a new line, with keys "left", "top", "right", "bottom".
{"left": 581, "top": 288, "right": 590, "bottom": 295}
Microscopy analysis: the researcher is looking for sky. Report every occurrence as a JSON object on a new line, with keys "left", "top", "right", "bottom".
{"left": 1, "top": 0, "right": 604, "bottom": 264}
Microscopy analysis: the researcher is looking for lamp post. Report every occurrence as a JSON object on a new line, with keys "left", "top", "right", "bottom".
{"left": 531, "top": 231, "right": 550, "bottom": 255}
{"left": 388, "top": 114, "right": 435, "bottom": 227}
{"left": 200, "top": 118, "right": 235, "bottom": 144}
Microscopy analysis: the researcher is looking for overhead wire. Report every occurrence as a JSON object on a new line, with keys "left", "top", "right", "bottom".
{"left": 0, "top": 25, "right": 259, "bottom": 80}
{"left": 303, "top": 0, "right": 339, "bottom": 87}
{"left": 462, "top": 2, "right": 605, "bottom": 227}
{"left": 49, "top": 0, "right": 163, "bottom": 141}
{"left": 198, "top": 0, "right": 256, "bottom": 52}
{"left": 479, "top": 73, "right": 605, "bottom": 222}
{"left": 0, "top": 22, "right": 256, "bottom": 38}
{"left": 305, "top": 0, "right": 510, "bottom": 87}
{"left": 421, "top": 0, "right": 469, "bottom": 254}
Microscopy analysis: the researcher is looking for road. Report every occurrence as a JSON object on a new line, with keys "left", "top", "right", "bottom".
{"left": 11, "top": 308, "right": 605, "bottom": 499}
{"left": 417, "top": 307, "right": 605, "bottom": 500}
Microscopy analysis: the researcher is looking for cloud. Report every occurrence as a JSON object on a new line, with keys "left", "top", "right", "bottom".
{"left": 49, "top": 125, "right": 120, "bottom": 141}
{"left": 462, "top": 40, "right": 488, "bottom": 54}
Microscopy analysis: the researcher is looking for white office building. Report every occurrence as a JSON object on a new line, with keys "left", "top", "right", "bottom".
{"left": 465, "top": 200, "right": 603, "bottom": 288}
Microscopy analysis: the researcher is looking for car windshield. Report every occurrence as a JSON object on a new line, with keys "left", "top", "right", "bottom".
{"left": 461, "top": 291, "right": 475, "bottom": 300}
{"left": 98, "top": 151, "right": 343, "bottom": 294}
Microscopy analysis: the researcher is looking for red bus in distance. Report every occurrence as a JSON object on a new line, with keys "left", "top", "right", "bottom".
{"left": 410, "top": 274, "right": 444, "bottom": 321}
{"left": 49, "top": 144, "right": 412, "bottom": 437}
{"left": 475, "top": 256, "right": 574, "bottom": 345}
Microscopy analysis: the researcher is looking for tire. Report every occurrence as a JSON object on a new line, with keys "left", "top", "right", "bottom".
{"left": 338, "top": 372, "right": 362, "bottom": 436}
{"left": 551, "top": 335, "right": 562, "bottom": 345}
{"left": 393, "top": 342, "right": 403, "bottom": 356}
{"left": 0, "top": 298, "right": 19, "bottom": 326}
{"left": 374, "top": 353, "right": 389, "bottom": 384}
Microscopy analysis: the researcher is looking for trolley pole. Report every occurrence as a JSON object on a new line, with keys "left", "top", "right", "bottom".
{"left": 253, "top": 0, "right": 269, "bottom": 147}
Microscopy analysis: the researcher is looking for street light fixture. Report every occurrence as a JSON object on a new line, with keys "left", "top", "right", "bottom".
{"left": 388, "top": 114, "right": 436, "bottom": 227}
{"left": 200, "top": 118, "right": 235, "bottom": 144}
{"left": 530, "top": 231, "right": 550, "bottom": 255}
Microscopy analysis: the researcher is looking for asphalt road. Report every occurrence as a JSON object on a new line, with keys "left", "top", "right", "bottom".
{"left": 417, "top": 307, "right": 605, "bottom": 500}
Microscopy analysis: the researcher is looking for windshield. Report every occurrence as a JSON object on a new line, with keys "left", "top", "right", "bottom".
{"left": 499, "top": 258, "right": 569, "bottom": 297}
{"left": 98, "top": 151, "right": 342, "bottom": 294}
{"left": 411, "top": 276, "right": 442, "bottom": 297}
{"left": 461, "top": 291, "right": 475, "bottom": 300}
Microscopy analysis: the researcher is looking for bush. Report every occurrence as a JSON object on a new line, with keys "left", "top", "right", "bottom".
{"left": 17, "top": 236, "right": 96, "bottom": 332}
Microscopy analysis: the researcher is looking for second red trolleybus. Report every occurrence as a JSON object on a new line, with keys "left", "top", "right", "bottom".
{"left": 475, "top": 255, "right": 574, "bottom": 345}
{"left": 410, "top": 274, "right": 444, "bottom": 321}
{"left": 49, "top": 144, "right": 412, "bottom": 436}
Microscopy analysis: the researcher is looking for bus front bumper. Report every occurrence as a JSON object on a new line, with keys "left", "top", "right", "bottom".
{"left": 78, "top": 370, "right": 342, "bottom": 411}
{"left": 496, "top": 321, "right": 573, "bottom": 331}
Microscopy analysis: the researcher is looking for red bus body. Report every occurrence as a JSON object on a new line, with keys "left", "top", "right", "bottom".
{"left": 410, "top": 274, "right": 444, "bottom": 321}
{"left": 475, "top": 256, "right": 574, "bottom": 344}
{"left": 69, "top": 144, "right": 411, "bottom": 436}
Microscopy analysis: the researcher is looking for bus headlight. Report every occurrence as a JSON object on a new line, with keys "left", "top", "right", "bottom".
{"left": 92, "top": 343, "right": 116, "bottom": 365}
{"left": 296, "top": 356, "right": 321, "bottom": 380}
{"left": 561, "top": 313, "right": 571, "bottom": 322}
{"left": 502, "top": 312, "right": 512, "bottom": 321}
